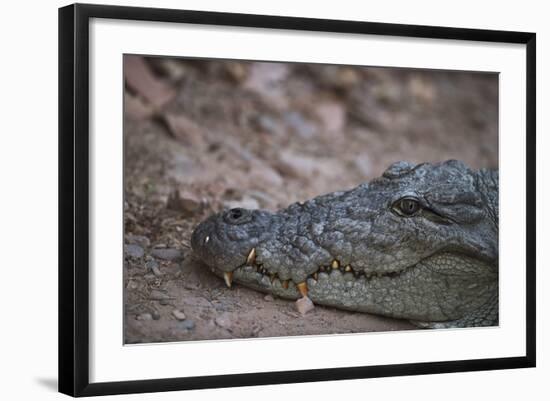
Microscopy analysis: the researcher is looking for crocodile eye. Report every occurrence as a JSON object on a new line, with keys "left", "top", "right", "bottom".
{"left": 393, "top": 197, "right": 421, "bottom": 216}
{"left": 224, "top": 208, "right": 252, "bottom": 225}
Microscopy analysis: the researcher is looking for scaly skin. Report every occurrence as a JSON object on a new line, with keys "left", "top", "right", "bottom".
{"left": 191, "top": 160, "right": 498, "bottom": 328}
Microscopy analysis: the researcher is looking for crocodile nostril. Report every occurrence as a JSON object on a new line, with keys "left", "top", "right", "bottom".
{"left": 223, "top": 208, "right": 252, "bottom": 225}
{"left": 229, "top": 208, "right": 243, "bottom": 219}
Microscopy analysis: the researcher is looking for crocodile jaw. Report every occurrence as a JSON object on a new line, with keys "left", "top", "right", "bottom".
{"left": 204, "top": 251, "right": 497, "bottom": 324}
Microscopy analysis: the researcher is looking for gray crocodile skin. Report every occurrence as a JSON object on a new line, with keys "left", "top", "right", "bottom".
{"left": 191, "top": 160, "right": 499, "bottom": 328}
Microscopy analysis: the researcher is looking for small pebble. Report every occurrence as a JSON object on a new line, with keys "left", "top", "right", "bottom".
{"left": 295, "top": 296, "right": 315, "bottom": 315}
{"left": 215, "top": 313, "right": 232, "bottom": 329}
{"left": 136, "top": 313, "right": 153, "bottom": 321}
{"left": 178, "top": 319, "right": 195, "bottom": 330}
{"left": 263, "top": 294, "right": 275, "bottom": 302}
{"left": 149, "top": 290, "right": 172, "bottom": 301}
{"left": 126, "top": 234, "right": 150, "bottom": 248}
{"left": 151, "top": 248, "right": 182, "bottom": 261}
{"left": 172, "top": 309, "right": 186, "bottom": 320}
{"left": 124, "top": 244, "right": 144, "bottom": 259}
{"left": 152, "top": 311, "right": 161, "bottom": 320}
{"left": 145, "top": 259, "right": 163, "bottom": 276}
{"left": 126, "top": 280, "right": 138, "bottom": 290}
{"left": 183, "top": 282, "right": 201, "bottom": 290}
{"left": 166, "top": 189, "right": 202, "bottom": 215}
{"left": 224, "top": 197, "right": 260, "bottom": 211}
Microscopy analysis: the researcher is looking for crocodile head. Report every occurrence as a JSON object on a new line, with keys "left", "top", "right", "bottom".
{"left": 191, "top": 160, "right": 499, "bottom": 328}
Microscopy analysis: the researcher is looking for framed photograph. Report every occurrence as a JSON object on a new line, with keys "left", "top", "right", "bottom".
{"left": 58, "top": 3, "right": 536, "bottom": 397}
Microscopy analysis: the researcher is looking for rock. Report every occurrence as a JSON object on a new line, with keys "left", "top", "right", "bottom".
{"left": 408, "top": 76, "right": 436, "bottom": 104}
{"left": 275, "top": 149, "right": 318, "bottom": 179}
{"left": 243, "top": 62, "right": 289, "bottom": 108}
{"left": 224, "top": 197, "right": 260, "bottom": 211}
{"left": 146, "top": 259, "right": 163, "bottom": 276}
{"left": 149, "top": 290, "right": 173, "bottom": 301}
{"left": 314, "top": 102, "right": 346, "bottom": 133}
{"left": 295, "top": 296, "right": 315, "bottom": 315}
{"left": 124, "top": 244, "right": 144, "bottom": 259}
{"left": 283, "top": 111, "right": 317, "bottom": 139}
{"left": 215, "top": 313, "right": 232, "bottom": 329}
{"left": 247, "top": 190, "right": 275, "bottom": 207}
{"left": 161, "top": 113, "right": 204, "bottom": 146}
{"left": 250, "top": 114, "right": 284, "bottom": 136}
{"left": 183, "top": 281, "right": 201, "bottom": 290}
{"left": 166, "top": 189, "right": 202, "bottom": 215}
{"left": 151, "top": 310, "right": 161, "bottom": 320}
{"left": 151, "top": 248, "right": 182, "bottom": 261}
{"left": 332, "top": 66, "right": 361, "bottom": 89}
{"left": 247, "top": 159, "right": 284, "bottom": 187}
{"left": 353, "top": 155, "right": 373, "bottom": 178}
{"left": 126, "top": 234, "right": 150, "bottom": 248}
{"left": 123, "top": 55, "right": 175, "bottom": 109}
{"left": 153, "top": 58, "right": 188, "bottom": 82}
{"left": 224, "top": 62, "right": 248, "bottom": 83}
{"left": 136, "top": 313, "right": 153, "bottom": 321}
{"left": 126, "top": 280, "right": 138, "bottom": 290}
{"left": 178, "top": 319, "right": 196, "bottom": 330}
{"left": 172, "top": 309, "right": 187, "bottom": 321}
{"left": 145, "top": 259, "right": 159, "bottom": 270}
{"left": 263, "top": 294, "right": 275, "bottom": 302}
{"left": 124, "top": 92, "right": 155, "bottom": 120}
{"left": 275, "top": 150, "right": 347, "bottom": 183}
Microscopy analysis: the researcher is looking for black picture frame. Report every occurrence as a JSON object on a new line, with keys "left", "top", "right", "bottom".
{"left": 58, "top": 3, "right": 536, "bottom": 397}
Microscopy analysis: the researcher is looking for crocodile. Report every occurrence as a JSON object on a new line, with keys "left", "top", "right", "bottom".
{"left": 191, "top": 160, "right": 499, "bottom": 328}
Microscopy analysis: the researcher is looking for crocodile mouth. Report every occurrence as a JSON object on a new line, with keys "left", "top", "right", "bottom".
{"left": 207, "top": 247, "right": 408, "bottom": 299}
{"left": 202, "top": 247, "right": 497, "bottom": 324}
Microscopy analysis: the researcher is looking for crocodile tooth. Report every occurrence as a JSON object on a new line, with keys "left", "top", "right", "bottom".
{"left": 344, "top": 265, "right": 352, "bottom": 272}
{"left": 223, "top": 272, "right": 233, "bottom": 288}
{"left": 246, "top": 248, "right": 256, "bottom": 265}
{"left": 297, "top": 282, "right": 308, "bottom": 297}
{"left": 204, "top": 236, "right": 210, "bottom": 244}
{"left": 331, "top": 260, "right": 340, "bottom": 269}
{"left": 312, "top": 272, "right": 319, "bottom": 280}
{"left": 282, "top": 280, "right": 289, "bottom": 289}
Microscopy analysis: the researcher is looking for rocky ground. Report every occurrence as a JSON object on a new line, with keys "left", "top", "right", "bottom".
{"left": 123, "top": 56, "right": 498, "bottom": 343}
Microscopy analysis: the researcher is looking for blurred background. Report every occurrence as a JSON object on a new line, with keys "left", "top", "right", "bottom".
{"left": 123, "top": 55, "right": 498, "bottom": 343}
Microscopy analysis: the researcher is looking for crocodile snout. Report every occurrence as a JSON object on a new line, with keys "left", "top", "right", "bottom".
{"left": 191, "top": 208, "right": 277, "bottom": 275}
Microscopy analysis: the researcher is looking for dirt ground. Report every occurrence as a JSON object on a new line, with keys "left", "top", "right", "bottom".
{"left": 123, "top": 56, "right": 498, "bottom": 344}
